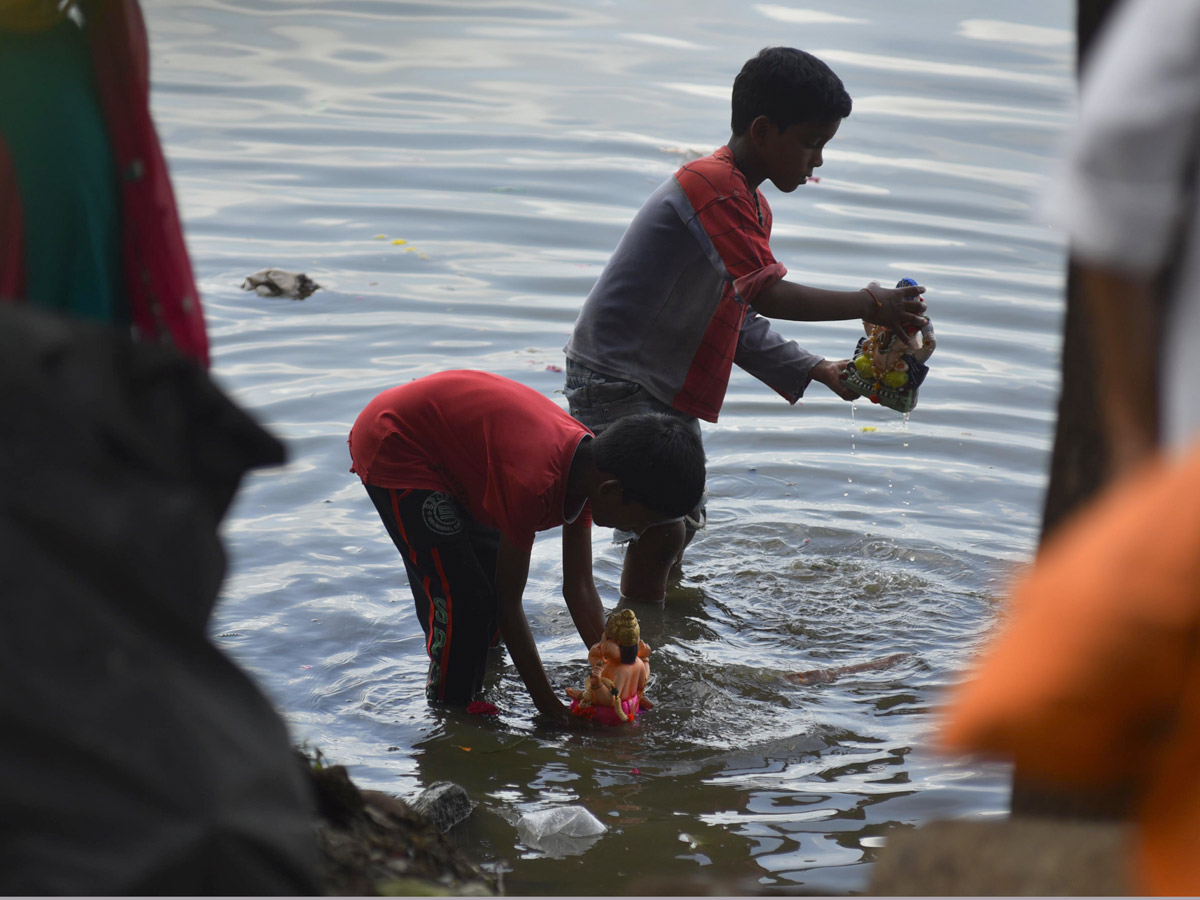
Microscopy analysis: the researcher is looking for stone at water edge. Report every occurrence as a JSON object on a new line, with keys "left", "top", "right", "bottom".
{"left": 410, "top": 781, "right": 474, "bottom": 833}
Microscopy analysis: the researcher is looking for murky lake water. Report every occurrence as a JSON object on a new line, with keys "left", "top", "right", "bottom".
{"left": 145, "top": 0, "right": 1073, "bottom": 892}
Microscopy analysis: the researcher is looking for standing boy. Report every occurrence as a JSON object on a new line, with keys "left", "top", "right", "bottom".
{"left": 564, "top": 46, "right": 928, "bottom": 603}
{"left": 348, "top": 370, "right": 705, "bottom": 721}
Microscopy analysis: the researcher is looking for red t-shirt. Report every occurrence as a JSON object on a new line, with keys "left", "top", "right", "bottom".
{"left": 348, "top": 370, "right": 591, "bottom": 551}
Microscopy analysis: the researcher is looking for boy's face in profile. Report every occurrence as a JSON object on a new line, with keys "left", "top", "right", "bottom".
{"left": 590, "top": 487, "right": 674, "bottom": 536}
{"left": 761, "top": 117, "right": 841, "bottom": 193}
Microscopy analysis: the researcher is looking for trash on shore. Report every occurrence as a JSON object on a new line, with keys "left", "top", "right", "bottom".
{"left": 301, "top": 748, "right": 498, "bottom": 896}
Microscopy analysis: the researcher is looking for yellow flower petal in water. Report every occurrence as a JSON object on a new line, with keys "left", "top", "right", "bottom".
{"left": 861, "top": 426, "right": 877, "bottom": 432}
{"left": 391, "top": 238, "right": 407, "bottom": 245}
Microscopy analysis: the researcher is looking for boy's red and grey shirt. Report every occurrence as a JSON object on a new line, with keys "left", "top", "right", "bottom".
{"left": 564, "top": 145, "right": 818, "bottom": 423}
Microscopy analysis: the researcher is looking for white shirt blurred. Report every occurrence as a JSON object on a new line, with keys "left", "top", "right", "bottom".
{"left": 1044, "top": 0, "right": 1200, "bottom": 448}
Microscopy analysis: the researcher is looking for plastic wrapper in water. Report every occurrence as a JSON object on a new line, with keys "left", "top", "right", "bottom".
{"left": 515, "top": 806, "right": 607, "bottom": 857}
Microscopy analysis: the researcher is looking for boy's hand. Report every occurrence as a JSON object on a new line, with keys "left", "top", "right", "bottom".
{"left": 862, "top": 280, "right": 927, "bottom": 347}
{"left": 535, "top": 702, "right": 601, "bottom": 730}
{"left": 811, "top": 358, "right": 858, "bottom": 401}
{"left": 534, "top": 699, "right": 575, "bottom": 727}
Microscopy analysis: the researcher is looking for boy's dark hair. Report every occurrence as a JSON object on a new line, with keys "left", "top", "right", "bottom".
{"left": 731, "top": 47, "right": 852, "bottom": 136}
{"left": 591, "top": 413, "right": 705, "bottom": 520}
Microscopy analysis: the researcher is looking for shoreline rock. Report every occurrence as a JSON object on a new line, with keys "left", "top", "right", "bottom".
{"left": 301, "top": 750, "right": 498, "bottom": 896}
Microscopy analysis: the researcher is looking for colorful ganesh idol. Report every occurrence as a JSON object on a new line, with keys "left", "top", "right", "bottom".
{"left": 842, "top": 278, "right": 937, "bottom": 413}
{"left": 566, "top": 609, "right": 649, "bottom": 725}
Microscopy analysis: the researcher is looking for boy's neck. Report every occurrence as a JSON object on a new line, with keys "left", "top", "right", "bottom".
{"left": 564, "top": 436, "right": 594, "bottom": 509}
{"left": 726, "top": 133, "right": 766, "bottom": 189}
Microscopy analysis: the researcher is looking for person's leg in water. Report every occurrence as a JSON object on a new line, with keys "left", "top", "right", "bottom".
{"left": 365, "top": 484, "right": 500, "bottom": 702}
{"left": 564, "top": 359, "right": 705, "bottom": 603}
{"left": 620, "top": 519, "right": 688, "bottom": 603}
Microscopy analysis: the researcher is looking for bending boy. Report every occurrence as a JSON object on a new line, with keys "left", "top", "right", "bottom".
{"left": 348, "top": 370, "right": 705, "bottom": 722}
{"left": 564, "top": 46, "right": 928, "bottom": 602}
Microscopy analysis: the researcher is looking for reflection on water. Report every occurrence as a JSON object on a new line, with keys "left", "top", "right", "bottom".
{"left": 147, "top": 0, "right": 1070, "bottom": 892}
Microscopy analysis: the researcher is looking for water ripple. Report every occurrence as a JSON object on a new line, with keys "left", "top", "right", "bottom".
{"left": 144, "top": 0, "right": 1074, "bottom": 892}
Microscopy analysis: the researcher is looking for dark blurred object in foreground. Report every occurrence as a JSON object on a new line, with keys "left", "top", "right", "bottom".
{"left": 0, "top": 306, "right": 316, "bottom": 894}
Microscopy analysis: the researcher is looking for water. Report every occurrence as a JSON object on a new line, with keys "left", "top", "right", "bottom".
{"left": 146, "top": 1, "right": 1072, "bottom": 893}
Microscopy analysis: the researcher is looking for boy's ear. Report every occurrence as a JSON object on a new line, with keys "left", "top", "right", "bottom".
{"left": 597, "top": 478, "right": 624, "bottom": 500}
{"left": 748, "top": 115, "right": 776, "bottom": 146}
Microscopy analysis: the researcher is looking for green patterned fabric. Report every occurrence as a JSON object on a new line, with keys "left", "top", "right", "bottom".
{"left": 0, "top": 16, "right": 126, "bottom": 323}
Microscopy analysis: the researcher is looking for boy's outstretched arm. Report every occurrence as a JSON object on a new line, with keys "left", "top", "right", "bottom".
{"left": 736, "top": 309, "right": 858, "bottom": 401}
{"left": 753, "top": 278, "right": 927, "bottom": 346}
{"left": 561, "top": 519, "right": 606, "bottom": 649}
{"left": 494, "top": 534, "right": 571, "bottom": 722}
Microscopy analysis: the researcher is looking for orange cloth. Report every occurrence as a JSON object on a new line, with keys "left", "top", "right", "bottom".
{"left": 941, "top": 442, "right": 1200, "bottom": 896}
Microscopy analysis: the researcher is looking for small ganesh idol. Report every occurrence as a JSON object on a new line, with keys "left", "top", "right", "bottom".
{"left": 843, "top": 277, "right": 937, "bottom": 413}
{"left": 566, "top": 609, "right": 650, "bottom": 725}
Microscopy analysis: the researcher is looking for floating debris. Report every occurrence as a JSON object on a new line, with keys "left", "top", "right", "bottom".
{"left": 241, "top": 268, "right": 321, "bottom": 300}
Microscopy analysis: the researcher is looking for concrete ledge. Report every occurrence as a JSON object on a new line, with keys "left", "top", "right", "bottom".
{"left": 868, "top": 817, "right": 1133, "bottom": 896}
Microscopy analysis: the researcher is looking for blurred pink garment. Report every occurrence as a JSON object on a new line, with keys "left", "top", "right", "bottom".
{"left": 941, "top": 442, "right": 1200, "bottom": 895}
{"left": 0, "top": 0, "right": 209, "bottom": 366}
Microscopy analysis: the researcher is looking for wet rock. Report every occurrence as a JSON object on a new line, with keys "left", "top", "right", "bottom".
{"left": 867, "top": 817, "right": 1132, "bottom": 896}
{"left": 241, "top": 268, "right": 320, "bottom": 299}
{"left": 411, "top": 781, "right": 475, "bottom": 833}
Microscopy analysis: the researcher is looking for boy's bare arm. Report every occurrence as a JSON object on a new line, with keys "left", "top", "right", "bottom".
{"left": 1077, "top": 262, "right": 1159, "bottom": 472}
{"left": 494, "top": 534, "right": 571, "bottom": 721}
{"left": 561, "top": 519, "right": 606, "bottom": 649}
{"left": 752, "top": 278, "right": 927, "bottom": 345}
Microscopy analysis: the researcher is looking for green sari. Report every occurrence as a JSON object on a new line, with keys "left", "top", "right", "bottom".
{"left": 0, "top": 12, "right": 126, "bottom": 323}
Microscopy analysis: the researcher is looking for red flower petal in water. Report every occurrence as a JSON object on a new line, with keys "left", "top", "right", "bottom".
{"left": 466, "top": 701, "right": 500, "bottom": 715}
